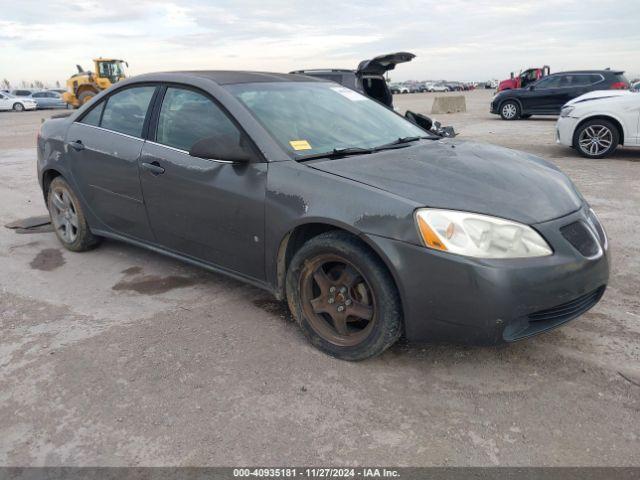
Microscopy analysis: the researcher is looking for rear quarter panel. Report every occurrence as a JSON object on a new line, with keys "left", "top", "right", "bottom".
{"left": 37, "top": 117, "right": 72, "bottom": 195}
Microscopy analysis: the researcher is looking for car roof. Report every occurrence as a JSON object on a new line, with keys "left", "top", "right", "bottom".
{"left": 549, "top": 70, "right": 624, "bottom": 75}
{"left": 166, "top": 70, "right": 323, "bottom": 85}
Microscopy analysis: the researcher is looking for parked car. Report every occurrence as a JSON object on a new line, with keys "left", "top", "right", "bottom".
{"left": 491, "top": 70, "right": 631, "bottom": 120}
{"left": 632, "top": 81, "right": 640, "bottom": 92}
{"left": 11, "top": 89, "right": 40, "bottom": 97}
{"left": 0, "top": 91, "right": 37, "bottom": 111}
{"left": 429, "top": 83, "right": 449, "bottom": 93}
{"left": 30, "top": 91, "right": 67, "bottom": 109}
{"left": 556, "top": 89, "right": 640, "bottom": 158}
{"left": 291, "top": 52, "right": 415, "bottom": 108}
{"left": 390, "top": 83, "right": 409, "bottom": 94}
{"left": 37, "top": 71, "right": 609, "bottom": 360}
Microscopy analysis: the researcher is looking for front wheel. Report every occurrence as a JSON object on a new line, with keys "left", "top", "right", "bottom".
{"left": 47, "top": 177, "right": 101, "bottom": 251}
{"left": 573, "top": 119, "right": 619, "bottom": 159}
{"left": 500, "top": 100, "right": 520, "bottom": 120}
{"left": 286, "top": 231, "right": 402, "bottom": 361}
{"left": 13, "top": 103, "right": 24, "bottom": 112}
{"left": 78, "top": 90, "right": 96, "bottom": 105}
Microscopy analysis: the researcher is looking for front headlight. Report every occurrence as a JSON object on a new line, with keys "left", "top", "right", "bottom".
{"left": 560, "top": 106, "right": 575, "bottom": 117}
{"left": 415, "top": 209, "right": 553, "bottom": 259}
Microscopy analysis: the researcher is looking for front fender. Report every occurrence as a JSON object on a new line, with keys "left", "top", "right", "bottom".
{"left": 264, "top": 160, "right": 420, "bottom": 291}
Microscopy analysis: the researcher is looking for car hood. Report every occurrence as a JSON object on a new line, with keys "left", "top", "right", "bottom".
{"left": 566, "top": 89, "right": 636, "bottom": 106}
{"left": 307, "top": 140, "right": 582, "bottom": 225}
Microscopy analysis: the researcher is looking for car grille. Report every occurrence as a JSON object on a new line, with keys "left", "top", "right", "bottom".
{"left": 560, "top": 221, "right": 600, "bottom": 257}
{"left": 527, "top": 286, "right": 605, "bottom": 323}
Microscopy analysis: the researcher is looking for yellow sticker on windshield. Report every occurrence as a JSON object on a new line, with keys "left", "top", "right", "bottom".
{"left": 289, "top": 140, "right": 312, "bottom": 151}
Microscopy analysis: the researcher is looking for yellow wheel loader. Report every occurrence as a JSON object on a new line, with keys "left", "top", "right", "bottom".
{"left": 62, "top": 58, "right": 128, "bottom": 108}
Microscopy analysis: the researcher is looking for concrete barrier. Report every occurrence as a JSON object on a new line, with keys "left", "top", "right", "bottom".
{"left": 431, "top": 95, "right": 466, "bottom": 114}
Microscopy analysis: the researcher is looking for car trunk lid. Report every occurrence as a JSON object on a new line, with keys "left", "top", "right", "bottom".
{"left": 356, "top": 52, "right": 416, "bottom": 76}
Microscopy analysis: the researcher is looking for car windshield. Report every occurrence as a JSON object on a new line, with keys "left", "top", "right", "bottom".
{"left": 225, "top": 82, "right": 430, "bottom": 158}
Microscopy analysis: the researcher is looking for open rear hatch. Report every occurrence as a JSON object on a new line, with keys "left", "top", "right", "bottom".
{"left": 357, "top": 52, "right": 415, "bottom": 107}
{"left": 356, "top": 52, "right": 416, "bottom": 75}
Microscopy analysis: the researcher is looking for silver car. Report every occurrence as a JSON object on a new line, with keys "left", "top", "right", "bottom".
{"left": 30, "top": 91, "right": 67, "bottom": 109}
{"left": 0, "top": 91, "right": 37, "bottom": 111}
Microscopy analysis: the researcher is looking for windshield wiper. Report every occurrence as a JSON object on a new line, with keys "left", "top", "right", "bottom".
{"left": 374, "top": 136, "right": 433, "bottom": 151}
{"left": 296, "top": 137, "right": 433, "bottom": 162}
{"left": 296, "top": 146, "right": 375, "bottom": 162}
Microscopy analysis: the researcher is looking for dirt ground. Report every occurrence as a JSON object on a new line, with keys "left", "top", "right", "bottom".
{"left": 1, "top": 89, "right": 639, "bottom": 467}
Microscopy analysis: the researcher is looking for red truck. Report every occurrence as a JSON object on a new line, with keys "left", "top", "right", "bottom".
{"left": 497, "top": 66, "right": 550, "bottom": 91}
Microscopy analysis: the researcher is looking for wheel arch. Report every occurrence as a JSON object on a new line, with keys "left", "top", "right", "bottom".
{"left": 274, "top": 221, "right": 405, "bottom": 317}
{"left": 573, "top": 114, "right": 625, "bottom": 146}
{"left": 498, "top": 96, "right": 523, "bottom": 112}
{"left": 41, "top": 168, "right": 63, "bottom": 202}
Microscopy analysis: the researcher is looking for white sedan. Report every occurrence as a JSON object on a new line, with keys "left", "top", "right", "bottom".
{"left": 556, "top": 90, "right": 640, "bottom": 158}
{"left": 0, "top": 91, "right": 37, "bottom": 112}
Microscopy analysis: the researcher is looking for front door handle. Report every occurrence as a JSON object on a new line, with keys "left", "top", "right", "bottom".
{"left": 141, "top": 161, "right": 165, "bottom": 175}
{"left": 68, "top": 140, "right": 84, "bottom": 151}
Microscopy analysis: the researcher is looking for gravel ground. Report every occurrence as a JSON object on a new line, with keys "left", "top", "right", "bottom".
{"left": 1, "top": 90, "right": 639, "bottom": 467}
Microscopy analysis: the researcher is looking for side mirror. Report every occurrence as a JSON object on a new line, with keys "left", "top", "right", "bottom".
{"left": 189, "top": 136, "right": 252, "bottom": 163}
{"left": 404, "top": 110, "right": 433, "bottom": 131}
{"left": 528, "top": 85, "right": 535, "bottom": 91}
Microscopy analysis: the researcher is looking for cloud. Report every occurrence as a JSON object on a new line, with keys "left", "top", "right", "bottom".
{"left": 0, "top": 0, "right": 638, "bottom": 85}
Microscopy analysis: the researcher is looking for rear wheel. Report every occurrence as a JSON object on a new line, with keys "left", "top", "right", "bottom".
{"left": 286, "top": 231, "right": 402, "bottom": 361}
{"left": 573, "top": 119, "right": 619, "bottom": 159}
{"left": 13, "top": 103, "right": 24, "bottom": 112}
{"left": 47, "top": 177, "right": 101, "bottom": 251}
{"left": 500, "top": 100, "right": 520, "bottom": 120}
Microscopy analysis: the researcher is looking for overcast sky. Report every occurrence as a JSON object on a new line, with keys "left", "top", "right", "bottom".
{"left": 1, "top": 0, "right": 639, "bottom": 86}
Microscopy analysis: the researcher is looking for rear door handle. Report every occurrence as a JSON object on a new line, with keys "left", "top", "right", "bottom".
{"left": 141, "top": 161, "right": 165, "bottom": 175}
{"left": 68, "top": 140, "right": 84, "bottom": 151}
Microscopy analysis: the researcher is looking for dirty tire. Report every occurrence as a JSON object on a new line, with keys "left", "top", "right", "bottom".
{"left": 286, "top": 230, "right": 402, "bottom": 361}
{"left": 47, "top": 176, "right": 101, "bottom": 252}
{"left": 13, "top": 102, "right": 24, "bottom": 112}
{"left": 500, "top": 100, "right": 520, "bottom": 120}
{"left": 78, "top": 90, "right": 96, "bottom": 105}
{"left": 573, "top": 118, "right": 619, "bottom": 159}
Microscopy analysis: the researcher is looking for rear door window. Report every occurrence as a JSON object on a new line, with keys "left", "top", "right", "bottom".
{"left": 100, "top": 86, "right": 156, "bottom": 138}
{"left": 155, "top": 87, "right": 241, "bottom": 153}
{"left": 573, "top": 75, "right": 590, "bottom": 86}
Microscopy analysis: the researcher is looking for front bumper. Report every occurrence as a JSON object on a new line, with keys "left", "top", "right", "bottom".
{"left": 556, "top": 116, "right": 579, "bottom": 146}
{"left": 367, "top": 205, "right": 610, "bottom": 345}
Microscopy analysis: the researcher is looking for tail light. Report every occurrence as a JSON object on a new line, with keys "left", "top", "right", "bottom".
{"left": 610, "top": 81, "right": 629, "bottom": 90}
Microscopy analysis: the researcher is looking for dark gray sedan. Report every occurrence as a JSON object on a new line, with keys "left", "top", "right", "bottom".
{"left": 36, "top": 71, "right": 609, "bottom": 360}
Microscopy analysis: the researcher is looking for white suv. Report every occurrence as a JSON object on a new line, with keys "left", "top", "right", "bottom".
{"left": 556, "top": 90, "right": 640, "bottom": 158}
{"left": 0, "top": 92, "right": 37, "bottom": 112}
